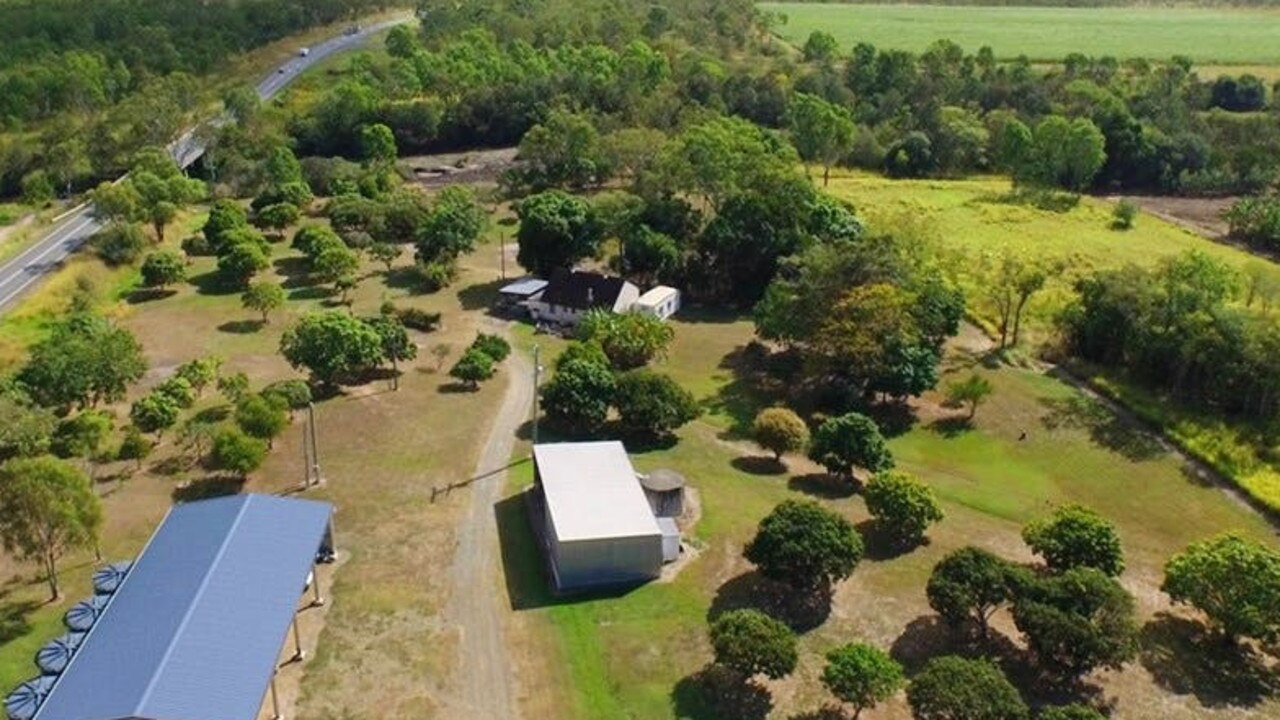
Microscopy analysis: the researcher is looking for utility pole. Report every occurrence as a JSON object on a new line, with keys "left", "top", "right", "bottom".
{"left": 499, "top": 231, "right": 507, "bottom": 281}
{"left": 532, "top": 345, "right": 541, "bottom": 445}
{"left": 306, "top": 402, "right": 323, "bottom": 488}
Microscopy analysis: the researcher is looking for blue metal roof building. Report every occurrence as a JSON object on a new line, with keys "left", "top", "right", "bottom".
{"left": 33, "top": 494, "right": 334, "bottom": 720}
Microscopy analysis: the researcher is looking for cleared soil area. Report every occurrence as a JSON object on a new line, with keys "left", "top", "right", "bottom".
{"left": 1119, "top": 195, "right": 1236, "bottom": 240}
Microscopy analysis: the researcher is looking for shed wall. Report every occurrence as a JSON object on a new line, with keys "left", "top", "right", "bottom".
{"left": 549, "top": 532, "right": 662, "bottom": 590}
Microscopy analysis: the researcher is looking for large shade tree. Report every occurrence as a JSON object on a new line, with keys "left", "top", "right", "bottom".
{"left": 0, "top": 456, "right": 102, "bottom": 600}
{"left": 515, "top": 190, "right": 603, "bottom": 278}
{"left": 1162, "top": 533, "right": 1280, "bottom": 643}
{"left": 280, "top": 311, "right": 386, "bottom": 386}
{"left": 744, "top": 499, "right": 863, "bottom": 594}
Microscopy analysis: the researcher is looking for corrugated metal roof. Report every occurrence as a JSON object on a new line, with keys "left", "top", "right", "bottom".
{"left": 34, "top": 494, "right": 332, "bottom": 720}
{"left": 499, "top": 278, "right": 548, "bottom": 297}
{"left": 534, "top": 441, "right": 661, "bottom": 542}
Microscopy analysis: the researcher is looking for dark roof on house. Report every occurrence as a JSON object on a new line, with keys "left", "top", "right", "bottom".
{"left": 34, "top": 494, "right": 333, "bottom": 720}
{"left": 538, "top": 270, "right": 626, "bottom": 311}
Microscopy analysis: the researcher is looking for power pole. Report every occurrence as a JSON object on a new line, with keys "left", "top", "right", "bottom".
{"left": 500, "top": 231, "right": 507, "bottom": 281}
{"left": 532, "top": 345, "right": 541, "bottom": 445}
{"left": 306, "top": 402, "right": 323, "bottom": 487}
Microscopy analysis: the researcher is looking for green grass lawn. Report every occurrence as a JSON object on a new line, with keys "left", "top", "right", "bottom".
{"left": 760, "top": 2, "right": 1280, "bottom": 65}
{"left": 501, "top": 313, "right": 1279, "bottom": 720}
{"left": 825, "top": 170, "right": 1280, "bottom": 516}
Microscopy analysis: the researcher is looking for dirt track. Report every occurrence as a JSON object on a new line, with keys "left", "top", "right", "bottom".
{"left": 442, "top": 321, "right": 529, "bottom": 720}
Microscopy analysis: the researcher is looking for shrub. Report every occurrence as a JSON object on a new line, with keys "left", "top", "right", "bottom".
{"left": 449, "top": 348, "right": 496, "bottom": 389}
{"left": 262, "top": 379, "right": 312, "bottom": 414}
{"left": 129, "top": 392, "right": 181, "bottom": 436}
{"left": 235, "top": 393, "right": 288, "bottom": 447}
{"left": 709, "top": 609, "right": 798, "bottom": 680}
{"left": 864, "top": 471, "right": 944, "bottom": 547}
{"left": 92, "top": 222, "right": 147, "bottom": 266}
{"left": 907, "top": 656, "right": 1028, "bottom": 720}
{"left": 752, "top": 407, "right": 809, "bottom": 461}
{"left": 210, "top": 427, "right": 266, "bottom": 479}
{"left": 821, "top": 643, "right": 904, "bottom": 717}
{"left": 140, "top": 250, "right": 186, "bottom": 288}
{"left": 1012, "top": 568, "right": 1138, "bottom": 678}
{"left": 1022, "top": 504, "right": 1124, "bottom": 576}
{"left": 808, "top": 412, "right": 894, "bottom": 480}
{"left": 614, "top": 369, "right": 699, "bottom": 438}
{"left": 1111, "top": 199, "right": 1139, "bottom": 230}
{"left": 470, "top": 333, "right": 511, "bottom": 362}
{"left": 181, "top": 234, "right": 213, "bottom": 257}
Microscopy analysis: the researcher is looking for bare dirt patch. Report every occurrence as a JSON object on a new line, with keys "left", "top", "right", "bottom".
{"left": 401, "top": 148, "right": 518, "bottom": 189}
{"left": 1117, "top": 194, "right": 1235, "bottom": 240}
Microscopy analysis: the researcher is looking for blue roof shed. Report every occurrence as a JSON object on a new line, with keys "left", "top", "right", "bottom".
{"left": 33, "top": 493, "right": 334, "bottom": 720}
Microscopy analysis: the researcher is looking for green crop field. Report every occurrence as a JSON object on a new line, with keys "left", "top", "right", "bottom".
{"left": 760, "top": 2, "right": 1280, "bottom": 65}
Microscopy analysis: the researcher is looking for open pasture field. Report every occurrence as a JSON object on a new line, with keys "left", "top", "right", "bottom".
{"left": 823, "top": 170, "right": 1277, "bottom": 338}
{"left": 759, "top": 2, "right": 1280, "bottom": 65}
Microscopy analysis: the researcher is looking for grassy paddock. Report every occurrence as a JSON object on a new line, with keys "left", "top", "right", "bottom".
{"left": 760, "top": 2, "right": 1280, "bottom": 64}
{"left": 827, "top": 169, "right": 1280, "bottom": 514}
{"left": 501, "top": 316, "right": 1279, "bottom": 720}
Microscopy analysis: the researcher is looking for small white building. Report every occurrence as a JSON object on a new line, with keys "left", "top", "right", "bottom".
{"left": 632, "top": 285, "right": 681, "bottom": 320}
{"left": 527, "top": 270, "right": 639, "bottom": 327}
{"left": 533, "top": 441, "right": 664, "bottom": 591}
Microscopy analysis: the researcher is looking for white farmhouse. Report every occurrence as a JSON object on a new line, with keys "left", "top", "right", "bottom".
{"left": 527, "top": 270, "right": 639, "bottom": 327}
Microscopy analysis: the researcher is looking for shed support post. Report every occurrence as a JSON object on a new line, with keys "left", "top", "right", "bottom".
{"left": 292, "top": 614, "right": 305, "bottom": 662}
{"left": 311, "top": 563, "right": 325, "bottom": 607}
{"left": 270, "top": 672, "right": 283, "bottom": 720}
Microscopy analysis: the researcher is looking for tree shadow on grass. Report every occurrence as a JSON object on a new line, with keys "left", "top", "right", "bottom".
{"left": 436, "top": 381, "right": 479, "bottom": 394}
{"left": 189, "top": 270, "right": 239, "bottom": 296}
{"left": 863, "top": 400, "right": 919, "bottom": 439}
{"left": 457, "top": 278, "right": 509, "bottom": 311}
{"left": 731, "top": 455, "right": 787, "bottom": 476}
{"left": 672, "top": 665, "right": 772, "bottom": 720}
{"left": 126, "top": 288, "right": 177, "bottom": 304}
{"left": 288, "top": 286, "right": 332, "bottom": 301}
{"left": 217, "top": 319, "right": 264, "bottom": 334}
{"left": 172, "top": 475, "right": 244, "bottom": 503}
{"left": 891, "top": 614, "right": 1108, "bottom": 707}
{"left": 1140, "top": 612, "right": 1280, "bottom": 709}
{"left": 273, "top": 255, "right": 311, "bottom": 279}
{"left": 928, "top": 416, "right": 974, "bottom": 439}
{"left": 1039, "top": 393, "right": 1165, "bottom": 462}
{"left": 708, "top": 570, "right": 832, "bottom": 632}
{"left": 785, "top": 706, "right": 846, "bottom": 720}
{"left": 707, "top": 344, "right": 789, "bottom": 440}
{"left": 0, "top": 596, "right": 39, "bottom": 645}
{"left": 854, "top": 519, "right": 924, "bottom": 562}
{"left": 787, "top": 473, "right": 856, "bottom": 500}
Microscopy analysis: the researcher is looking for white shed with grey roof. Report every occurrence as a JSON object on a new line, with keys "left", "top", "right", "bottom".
{"left": 533, "top": 441, "right": 663, "bottom": 591}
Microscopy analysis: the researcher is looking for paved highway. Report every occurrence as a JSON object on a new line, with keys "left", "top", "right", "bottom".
{"left": 0, "top": 16, "right": 410, "bottom": 313}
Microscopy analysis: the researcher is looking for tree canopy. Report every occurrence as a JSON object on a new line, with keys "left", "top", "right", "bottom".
{"left": 0, "top": 456, "right": 101, "bottom": 600}
{"left": 1022, "top": 504, "right": 1125, "bottom": 576}
{"left": 1162, "top": 533, "right": 1280, "bottom": 643}
{"left": 709, "top": 609, "right": 798, "bottom": 680}
{"left": 745, "top": 499, "right": 863, "bottom": 593}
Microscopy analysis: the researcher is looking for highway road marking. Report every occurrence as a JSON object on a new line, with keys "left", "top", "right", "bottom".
{"left": 0, "top": 214, "right": 98, "bottom": 309}
{"left": 0, "top": 210, "right": 93, "bottom": 280}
